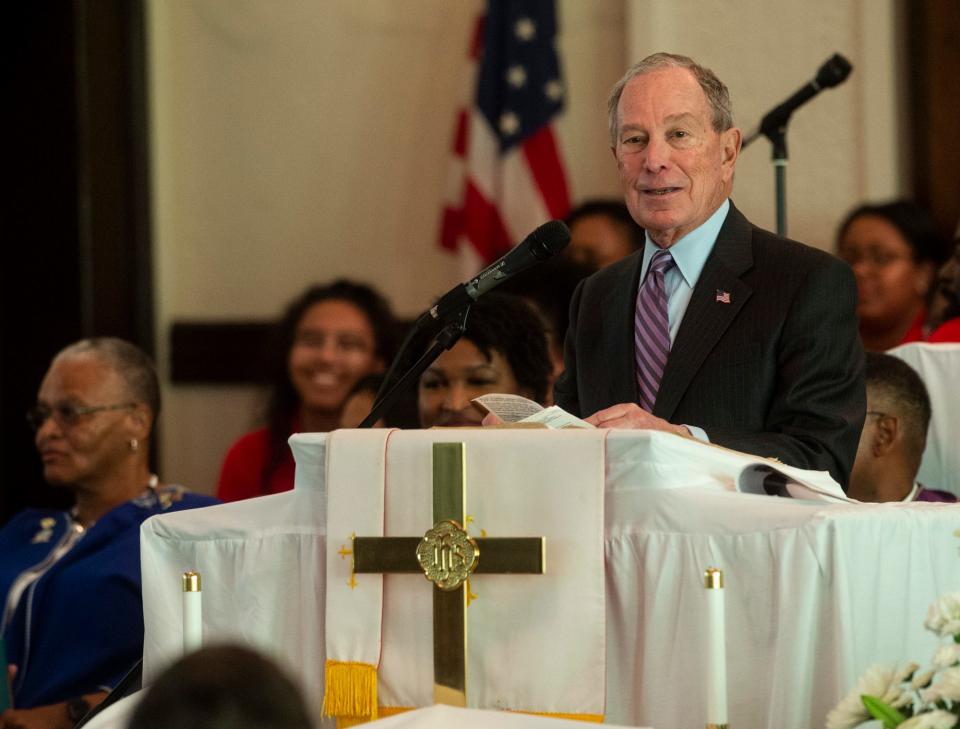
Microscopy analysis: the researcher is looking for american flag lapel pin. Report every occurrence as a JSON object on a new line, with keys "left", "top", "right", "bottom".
{"left": 715, "top": 289, "right": 731, "bottom": 304}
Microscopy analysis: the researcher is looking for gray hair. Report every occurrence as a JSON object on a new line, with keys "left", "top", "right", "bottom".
{"left": 607, "top": 52, "right": 734, "bottom": 145}
{"left": 56, "top": 337, "right": 161, "bottom": 421}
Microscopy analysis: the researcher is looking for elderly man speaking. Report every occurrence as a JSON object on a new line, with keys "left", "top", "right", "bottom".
{"left": 554, "top": 52, "right": 865, "bottom": 489}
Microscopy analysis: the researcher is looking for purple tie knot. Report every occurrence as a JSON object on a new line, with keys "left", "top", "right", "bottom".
{"left": 649, "top": 249, "right": 674, "bottom": 275}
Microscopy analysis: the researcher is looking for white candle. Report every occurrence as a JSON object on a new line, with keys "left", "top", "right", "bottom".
{"left": 182, "top": 571, "right": 202, "bottom": 654}
{"left": 704, "top": 567, "right": 728, "bottom": 729}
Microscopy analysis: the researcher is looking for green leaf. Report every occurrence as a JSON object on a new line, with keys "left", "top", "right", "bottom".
{"left": 861, "top": 695, "right": 907, "bottom": 728}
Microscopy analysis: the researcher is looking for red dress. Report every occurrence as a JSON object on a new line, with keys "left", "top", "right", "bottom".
{"left": 929, "top": 317, "right": 960, "bottom": 343}
{"left": 899, "top": 309, "right": 927, "bottom": 344}
{"left": 216, "top": 426, "right": 296, "bottom": 502}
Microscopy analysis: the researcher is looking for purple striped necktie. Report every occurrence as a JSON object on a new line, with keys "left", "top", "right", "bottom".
{"left": 635, "top": 248, "right": 675, "bottom": 412}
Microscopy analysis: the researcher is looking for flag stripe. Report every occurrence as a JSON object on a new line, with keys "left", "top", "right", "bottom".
{"left": 463, "top": 180, "right": 513, "bottom": 262}
{"left": 522, "top": 126, "right": 571, "bottom": 219}
{"left": 438, "top": 0, "right": 570, "bottom": 265}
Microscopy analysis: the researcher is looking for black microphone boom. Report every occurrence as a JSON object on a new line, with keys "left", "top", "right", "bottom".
{"left": 363, "top": 219, "right": 571, "bottom": 428}
{"left": 743, "top": 53, "right": 853, "bottom": 147}
{"left": 427, "top": 219, "right": 571, "bottom": 322}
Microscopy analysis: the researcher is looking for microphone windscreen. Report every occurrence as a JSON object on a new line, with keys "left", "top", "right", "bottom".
{"left": 529, "top": 219, "right": 571, "bottom": 259}
{"left": 816, "top": 53, "right": 852, "bottom": 88}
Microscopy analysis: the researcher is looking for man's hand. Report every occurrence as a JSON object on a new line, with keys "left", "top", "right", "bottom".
{"left": 585, "top": 403, "right": 690, "bottom": 436}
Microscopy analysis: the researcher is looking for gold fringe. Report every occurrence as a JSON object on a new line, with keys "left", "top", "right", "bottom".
{"left": 336, "top": 718, "right": 372, "bottom": 729}
{"left": 377, "top": 707, "right": 412, "bottom": 718}
{"left": 517, "top": 710, "right": 604, "bottom": 722}
{"left": 364, "top": 706, "right": 604, "bottom": 723}
{"left": 322, "top": 660, "right": 378, "bottom": 725}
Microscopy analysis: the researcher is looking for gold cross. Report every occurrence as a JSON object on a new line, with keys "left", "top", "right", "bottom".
{"left": 352, "top": 442, "right": 546, "bottom": 706}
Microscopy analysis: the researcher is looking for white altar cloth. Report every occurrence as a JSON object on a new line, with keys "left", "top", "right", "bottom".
{"left": 139, "top": 431, "right": 960, "bottom": 728}
{"left": 361, "top": 704, "right": 645, "bottom": 729}
{"left": 324, "top": 429, "right": 606, "bottom": 718}
{"left": 80, "top": 693, "right": 648, "bottom": 729}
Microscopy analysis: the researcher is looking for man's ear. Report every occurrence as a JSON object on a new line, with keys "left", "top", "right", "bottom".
{"left": 871, "top": 413, "right": 900, "bottom": 457}
{"left": 721, "top": 127, "right": 741, "bottom": 168}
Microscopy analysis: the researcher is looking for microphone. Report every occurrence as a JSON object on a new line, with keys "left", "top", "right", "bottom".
{"left": 427, "top": 219, "right": 571, "bottom": 321}
{"left": 743, "top": 53, "right": 853, "bottom": 147}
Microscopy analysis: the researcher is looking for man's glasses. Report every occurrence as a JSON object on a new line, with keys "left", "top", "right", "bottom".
{"left": 26, "top": 402, "right": 137, "bottom": 431}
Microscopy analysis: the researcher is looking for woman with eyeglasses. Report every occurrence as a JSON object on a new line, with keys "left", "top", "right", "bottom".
{"left": 836, "top": 201, "right": 951, "bottom": 351}
{"left": 0, "top": 338, "right": 217, "bottom": 729}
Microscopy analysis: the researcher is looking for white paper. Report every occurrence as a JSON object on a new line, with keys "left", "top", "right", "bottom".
{"left": 518, "top": 406, "right": 595, "bottom": 430}
{"left": 471, "top": 395, "right": 594, "bottom": 429}
{"left": 738, "top": 463, "right": 853, "bottom": 503}
{"left": 472, "top": 393, "right": 544, "bottom": 422}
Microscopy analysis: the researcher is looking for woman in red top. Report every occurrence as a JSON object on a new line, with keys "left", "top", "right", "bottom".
{"left": 836, "top": 201, "right": 951, "bottom": 351}
{"left": 217, "top": 280, "right": 399, "bottom": 501}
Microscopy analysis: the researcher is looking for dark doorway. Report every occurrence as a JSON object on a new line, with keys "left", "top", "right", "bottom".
{"left": 907, "top": 0, "right": 960, "bottom": 237}
{"left": 2, "top": 1, "right": 153, "bottom": 524}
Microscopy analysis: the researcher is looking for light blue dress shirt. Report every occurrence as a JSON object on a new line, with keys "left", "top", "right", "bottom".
{"left": 636, "top": 199, "right": 731, "bottom": 440}
{"left": 638, "top": 198, "right": 730, "bottom": 344}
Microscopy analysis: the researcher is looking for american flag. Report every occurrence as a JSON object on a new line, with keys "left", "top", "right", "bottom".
{"left": 439, "top": 0, "right": 571, "bottom": 266}
{"left": 715, "top": 289, "right": 731, "bottom": 304}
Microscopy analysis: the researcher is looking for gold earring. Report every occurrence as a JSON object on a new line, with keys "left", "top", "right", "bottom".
{"left": 130, "top": 438, "right": 139, "bottom": 452}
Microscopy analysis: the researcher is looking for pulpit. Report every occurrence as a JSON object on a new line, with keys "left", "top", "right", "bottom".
{"left": 133, "top": 429, "right": 960, "bottom": 728}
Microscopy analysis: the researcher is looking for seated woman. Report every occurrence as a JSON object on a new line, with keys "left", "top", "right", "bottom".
{"left": 835, "top": 201, "right": 951, "bottom": 351}
{"left": 417, "top": 293, "right": 551, "bottom": 428}
{"left": 0, "top": 338, "right": 217, "bottom": 728}
{"left": 217, "top": 280, "right": 399, "bottom": 501}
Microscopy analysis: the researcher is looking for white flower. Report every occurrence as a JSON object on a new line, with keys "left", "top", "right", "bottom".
{"left": 899, "top": 710, "right": 959, "bottom": 729}
{"left": 897, "top": 662, "right": 922, "bottom": 683}
{"left": 891, "top": 691, "right": 913, "bottom": 709}
{"left": 914, "top": 669, "right": 937, "bottom": 690}
{"left": 924, "top": 667, "right": 960, "bottom": 704}
{"left": 826, "top": 664, "right": 901, "bottom": 729}
{"left": 926, "top": 594, "right": 960, "bottom": 637}
{"left": 934, "top": 644, "right": 960, "bottom": 670}
{"left": 825, "top": 692, "right": 869, "bottom": 729}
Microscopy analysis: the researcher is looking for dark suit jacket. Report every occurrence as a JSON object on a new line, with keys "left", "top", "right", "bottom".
{"left": 554, "top": 202, "right": 865, "bottom": 488}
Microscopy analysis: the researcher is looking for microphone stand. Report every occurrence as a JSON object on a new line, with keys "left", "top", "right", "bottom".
{"left": 358, "top": 305, "right": 471, "bottom": 429}
{"left": 743, "top": 53, "right": 853, "bottom": 238}
{"left": 771, "top": 127, "right": 788, "bottom": 238}
{"left": 749, "top": 104, "right": 793, "bottom": 238}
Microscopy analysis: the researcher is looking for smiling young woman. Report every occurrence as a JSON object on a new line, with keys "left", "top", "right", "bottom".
{"left": 216, "top": 280, "right": 400, "bottom": 502}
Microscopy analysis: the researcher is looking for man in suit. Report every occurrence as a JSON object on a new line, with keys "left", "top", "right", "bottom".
{"left": 553, "top": 52, "right": 865, "bottom": 488}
